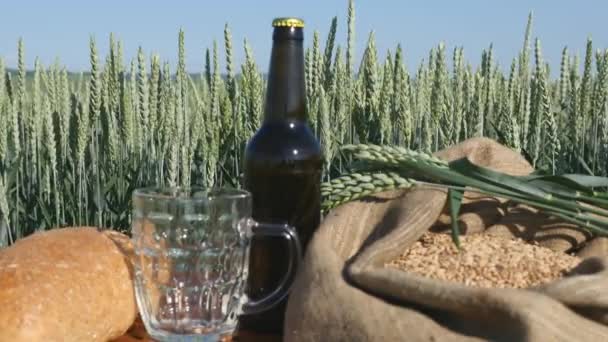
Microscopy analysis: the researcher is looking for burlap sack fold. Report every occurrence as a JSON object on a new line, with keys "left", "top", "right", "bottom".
{"left": 285, "top": 137, "right": 608, "bottom": 342}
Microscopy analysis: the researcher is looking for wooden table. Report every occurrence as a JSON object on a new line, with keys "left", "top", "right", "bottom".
{"left": 112, "top": 316, "right": 282, "bottom": 342}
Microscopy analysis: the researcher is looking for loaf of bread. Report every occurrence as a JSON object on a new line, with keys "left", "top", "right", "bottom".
{"left": 0, "top": 227, "right": 138, "bottom": 342}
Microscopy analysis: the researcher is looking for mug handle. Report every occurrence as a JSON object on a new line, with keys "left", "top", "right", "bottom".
{"left": 241, "top": 219, "right": 302, "bottom": 315}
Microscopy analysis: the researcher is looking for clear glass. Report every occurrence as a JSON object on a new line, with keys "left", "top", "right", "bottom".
{"left": 130, "top": 187, "right": 301, "bottom": 342}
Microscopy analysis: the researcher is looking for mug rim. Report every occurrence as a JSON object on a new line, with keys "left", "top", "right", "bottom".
{"left": 133, "top": 186, "right": 250, "bottom": 202}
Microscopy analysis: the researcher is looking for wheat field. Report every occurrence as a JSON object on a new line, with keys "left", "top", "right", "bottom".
{"left": 0, "top": 1, "right": 607, "bottom": 246}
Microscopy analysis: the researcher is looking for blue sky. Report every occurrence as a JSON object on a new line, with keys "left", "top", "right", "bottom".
{"left": 1, "top": 1, "right": 606, "bottom": 74}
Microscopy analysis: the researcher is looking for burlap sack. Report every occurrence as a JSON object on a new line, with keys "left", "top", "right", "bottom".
{"left": 285, "top": 137, "right": 608, "bottom": 342}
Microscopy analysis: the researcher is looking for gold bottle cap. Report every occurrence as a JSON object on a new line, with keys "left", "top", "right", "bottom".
{"left": 272, "top": 17, "right": 305, "bottom": 28}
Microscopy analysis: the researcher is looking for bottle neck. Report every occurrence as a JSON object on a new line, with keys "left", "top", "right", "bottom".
{"left": 263, "top": 29, "right": 307, "bottom": 122}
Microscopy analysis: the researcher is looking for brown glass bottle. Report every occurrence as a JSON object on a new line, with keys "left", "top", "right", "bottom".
{"left": 238, "top": 18, "right": 322, "bottom": 335}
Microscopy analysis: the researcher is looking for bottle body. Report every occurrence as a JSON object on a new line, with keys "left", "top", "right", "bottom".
{"left": 238, "top": 18, "right": 322, "bottom": 334}
{"left": 240, "top": 119, "right": 322, "bottom": 333}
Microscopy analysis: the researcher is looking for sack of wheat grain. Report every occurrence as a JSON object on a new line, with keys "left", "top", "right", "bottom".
{"left": 285, "top": 137, "right": 608, "bottom": 342}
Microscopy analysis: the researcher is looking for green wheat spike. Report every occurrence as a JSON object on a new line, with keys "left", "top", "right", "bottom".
{"left": 323, "top": 16, "right": 338, "bottom": 90}
{"left": 379, "top": 52, "right": 394, "bottom": 144}
{"left": 137, "top": 46, "right": 149, "bottom": 145}
{"left": 559, "top": 47, "right": 570, "bottom": 106}
{"left": 346, "top": 0, "right": 355, "bottom": 77}
{"left": 149, "top": 54, "right": 161, "bottom": 138}
{"left": 393, "top": 44, "right": 412, "bottom": 147}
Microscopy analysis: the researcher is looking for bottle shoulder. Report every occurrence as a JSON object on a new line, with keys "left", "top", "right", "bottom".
{"left": 244, "top": 120, "right": 323, "bottom": 165}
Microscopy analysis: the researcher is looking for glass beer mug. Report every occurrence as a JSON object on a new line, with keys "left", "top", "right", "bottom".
{"left": 130, "top": 187, "right": 301, "bottom": 341}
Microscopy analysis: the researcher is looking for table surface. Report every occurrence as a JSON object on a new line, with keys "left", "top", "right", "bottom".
{"left": 112, "top": 317, "right": 282, "bottom": 342}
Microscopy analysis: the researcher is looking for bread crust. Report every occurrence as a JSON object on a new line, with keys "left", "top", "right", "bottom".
{"left": 0, "top": 227, "right": 138, "bottom": 342}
